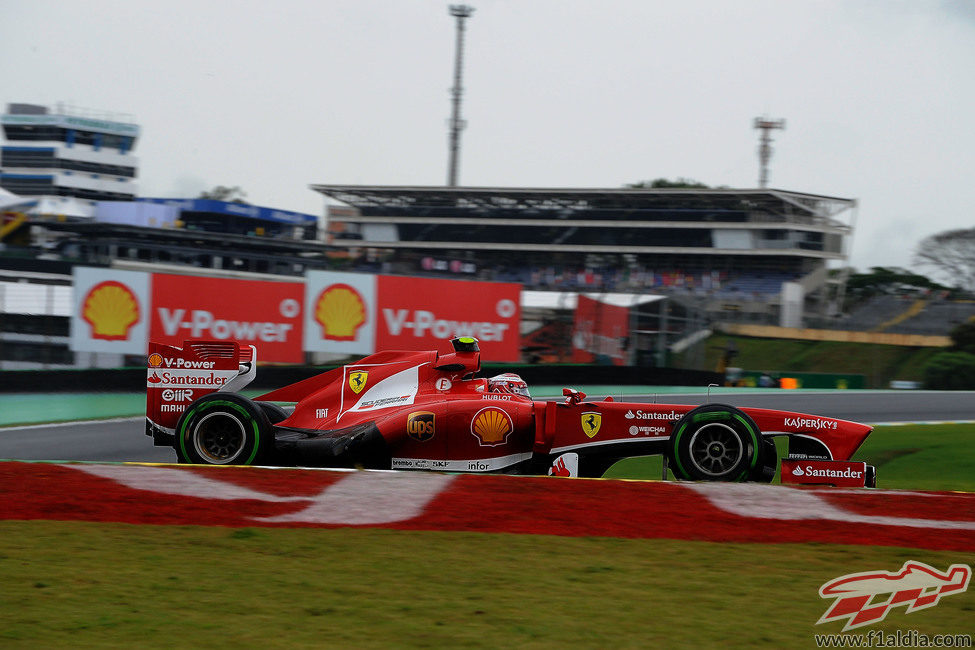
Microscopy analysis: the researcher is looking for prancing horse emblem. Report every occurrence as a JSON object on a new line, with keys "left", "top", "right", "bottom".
{"left": 581, "top": 412, "right": 601, "bottom": 438}
{"left": 349, "top": 371, "right": 368, "bottom": 394}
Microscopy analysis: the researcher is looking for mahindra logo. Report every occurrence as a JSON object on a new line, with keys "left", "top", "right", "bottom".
{"left": 818, "top": 561, "right": 971, "bottom": 631}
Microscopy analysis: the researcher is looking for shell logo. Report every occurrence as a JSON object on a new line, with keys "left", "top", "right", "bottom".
{"left": 148, "top": 353, "right": 163, "bottom": 368}
{"left": 82, "top": 281, "right": 140, "bottom": 341}
{"left": 315, "top": 283, "right": 367, "bottom": 341}
{"left": 471, "top": 407, "right": 513, "bottom": 447}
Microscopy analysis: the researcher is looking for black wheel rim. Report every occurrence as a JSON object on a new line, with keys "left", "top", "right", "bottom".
{"left": 688, "top": 423, "right": 744, "bottom": 477}
{"left": 193, "top": 412, "right": 246, "bottom": 464}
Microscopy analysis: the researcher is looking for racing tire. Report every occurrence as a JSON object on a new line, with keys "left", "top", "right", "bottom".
{"left": 669, "top": 404, "right": 764, "bottom": 482}
{"left": 256, "top": 401, "right": 289, "bottom": 425}
{"left": 174, "top": 393, "right": 273, "bottom": 466}
{"left": 749, "top": 438, "right": 778, "bottom": 483}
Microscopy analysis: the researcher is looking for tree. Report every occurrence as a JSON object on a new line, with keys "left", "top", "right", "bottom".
{"left": 914, "top": 228, "right": 975, "bottom": 292}
{"left": 625, "top": 178, "right": 711, "bottom": 189}
{"left": 198, "top": 185, "right": 249, "bottom": 204}
{"left": 923, "top": 351, "right": 975, "bottom": 389}
{"left": 838, "top": 266, "right": 949, "bottom": 311}
{"left": 948, "top": 321, "right": 975, "bottom": 355}
{"left": 921, "top": 320, "right": 975, "bottom": 389}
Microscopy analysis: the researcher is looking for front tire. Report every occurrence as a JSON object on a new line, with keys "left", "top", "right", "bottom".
{"left": 669, "top": 404, "right": 764, "bottom": 481}
{"left": 174, "top": 393, "right": 272, "bottom": 466}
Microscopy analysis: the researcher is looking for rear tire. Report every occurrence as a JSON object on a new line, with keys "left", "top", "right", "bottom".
{"left": 174, "top": 393, "right": 272, "bottom": 466}
{"left": 256, "top": 401, "right": 289, "bottom": 425}
{"left": 669, "top": 404, "right": 764, "bottom": 482}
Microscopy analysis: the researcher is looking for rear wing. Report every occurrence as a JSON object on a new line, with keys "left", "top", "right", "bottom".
{"left": 146, "top": 339, "right": 257, "bottom": 433}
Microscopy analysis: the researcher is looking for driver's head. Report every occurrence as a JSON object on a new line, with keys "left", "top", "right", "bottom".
{"left": 487, "top": 373, "right": 530, "bottom": 397}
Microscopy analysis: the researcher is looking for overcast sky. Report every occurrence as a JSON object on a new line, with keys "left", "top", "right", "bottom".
{"left": 2, "top": 0, "right": 973, "bottom": 274}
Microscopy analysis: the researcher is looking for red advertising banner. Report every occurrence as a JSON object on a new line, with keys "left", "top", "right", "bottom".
{"left": 572, "top": 295, "right": 629, "bottom": 365}
{"left": 375, "top": 276, "right": 521, "bottom": 361}
{"left": 149, "top": 274, "right": 304, "bottom": 363}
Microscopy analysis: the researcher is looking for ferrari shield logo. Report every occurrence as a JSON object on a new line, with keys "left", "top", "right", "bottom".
{"left": 348, "top": 370, "right": 368, "bottom": 394}
{"left": 581, "top": 412, "right": 601, "bottom": 438}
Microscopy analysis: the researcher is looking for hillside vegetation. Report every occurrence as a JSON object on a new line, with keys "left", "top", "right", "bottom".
{"left": 676, "top": 335, "right": 943, "bottom": 389}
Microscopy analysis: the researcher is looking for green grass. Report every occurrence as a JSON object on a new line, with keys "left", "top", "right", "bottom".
{"left": 0, "top": 522, "right": 972, "bottom": 649}
{"left": 677, "top": 335, "right": 943, "bottom": 388}
{"left": 853, "top": 423, "right": 975, "bottom": 492}
{"left": 606, "top": 424, "right": 975, "bottom": 492}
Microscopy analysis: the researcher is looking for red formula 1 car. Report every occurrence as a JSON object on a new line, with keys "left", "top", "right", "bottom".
{"left": 145, "top": 337, "right": 876, "bottom": 486}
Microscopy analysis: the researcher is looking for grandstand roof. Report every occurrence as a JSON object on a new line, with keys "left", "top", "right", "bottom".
{"left": 311, "top": 185, "right": 856, "bottom": 222}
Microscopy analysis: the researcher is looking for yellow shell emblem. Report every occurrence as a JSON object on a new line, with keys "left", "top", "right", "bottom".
{"left": 147, "top": 353, "right": 163, "bottom": 368}
{"left": 471, "top": 407, "right": 513, "bottom": 446}
{"left": 581, "top": 412, "right": 601, "bottom": 438}
{"left": 348, "top": 370, "right": 368, "bottom": 394}
{"left": 315, "top": 283, "right": 366, "bottom": 341}
{"left": 82, "top": 281, "right": 140, "bottom": 341}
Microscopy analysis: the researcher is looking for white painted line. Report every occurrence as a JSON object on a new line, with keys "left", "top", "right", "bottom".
{"left": 0, "top": 416, "right": 143, "bottom": 432}
{"left": 685, "top": 482, "right": 975, "bottom": 530}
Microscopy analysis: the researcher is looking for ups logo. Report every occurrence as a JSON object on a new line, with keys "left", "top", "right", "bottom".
{"left": 406, "top": 411, "right": 436, "bottom": 442}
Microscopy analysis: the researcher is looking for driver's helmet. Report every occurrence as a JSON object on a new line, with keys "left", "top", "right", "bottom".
{"left": 487, "top": 373, "right": 530, "bottom": 398}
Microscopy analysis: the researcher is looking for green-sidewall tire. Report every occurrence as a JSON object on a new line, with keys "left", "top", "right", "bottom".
{"left": 669, "top": 404, "right": 764, "bottom": 482}
{"left": 175, "top": 393, "right": 272, "bottom": 466}
{"left": 749, "top": 438, "right": 778, "bottom": 483}
{"left": 256, "top": 401, "right": 289, "bottom": 425}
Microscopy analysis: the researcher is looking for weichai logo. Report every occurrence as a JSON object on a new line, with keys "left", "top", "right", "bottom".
{"left": 406, "top": 411, "right": 435, "bottom": 442}
{"left": 314, "top": 283, "right": 367, "bottom": 341}
{"left": 82, "top": 281, "right": 140, "bottom": 341}
{"left": 471, "top": 407, "right": 513, "bottom": 446}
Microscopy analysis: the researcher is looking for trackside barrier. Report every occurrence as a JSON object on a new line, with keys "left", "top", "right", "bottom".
{"left": 1, "top": 461, "right": 972, "bottom": 551}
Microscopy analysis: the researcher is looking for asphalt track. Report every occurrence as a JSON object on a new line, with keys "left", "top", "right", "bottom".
{"left": 1, "top": 390, "right": 974, "bottom": 464}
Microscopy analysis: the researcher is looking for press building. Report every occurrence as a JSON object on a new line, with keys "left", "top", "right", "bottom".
{"left": 0, "top": 103, "right": 139, "bottom": 218}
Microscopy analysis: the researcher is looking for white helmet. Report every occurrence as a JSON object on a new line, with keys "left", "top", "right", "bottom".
{"left": 488, "top": 373, "right": 530, "bottom": 397}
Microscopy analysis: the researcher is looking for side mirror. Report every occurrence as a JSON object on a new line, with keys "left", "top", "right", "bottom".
{"left": 562, "top": 388, "right": 586, "bottom": 405}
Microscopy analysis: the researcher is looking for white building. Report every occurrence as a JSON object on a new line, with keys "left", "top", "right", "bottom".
{"left": 0, "top": 103, "right": 140, "bottom": 218}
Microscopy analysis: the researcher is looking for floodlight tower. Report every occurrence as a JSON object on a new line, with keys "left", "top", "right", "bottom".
{"left": 447, "top": 4, "right": 474, "bottom": 187}
{"left": 753, "top": 116, "right": 786, "bottom": 188}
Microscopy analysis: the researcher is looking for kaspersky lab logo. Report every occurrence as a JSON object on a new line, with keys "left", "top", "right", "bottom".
{"left": 817, "top": 561, "right": 971, "bottom": 631}
{"left": 314, "top": 283, "right": 366, "bottom": 341}
{"left": 82, "top": 280, "right": 141, "bottom": 341}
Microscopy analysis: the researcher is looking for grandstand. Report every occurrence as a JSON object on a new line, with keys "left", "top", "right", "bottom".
{"left": 832, "top": 294, "right": 975, "bottom": 336}
{"left": 315, "top": 185, "right": 858, "bottom": 324}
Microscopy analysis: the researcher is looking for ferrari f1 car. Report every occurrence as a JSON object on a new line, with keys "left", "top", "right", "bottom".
{"left": 146, "top": 337, "right": 876, "bottom": 486}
